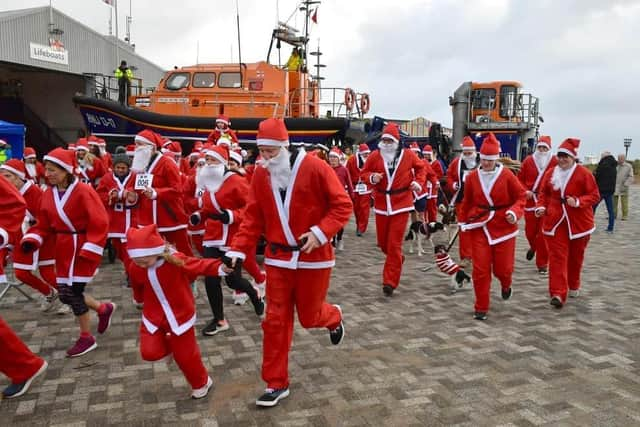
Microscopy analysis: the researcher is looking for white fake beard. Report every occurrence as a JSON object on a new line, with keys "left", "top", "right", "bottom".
{"left": 550, "top": 165, "right": 571, "bottom": 191}
{"left": 380, "top": 142, "right": 398, "bottom": 165}
{"left": 25, "top": 163, "right": 36, "bottom": 177}
{"left": 534, "top": 150, "right": 551, "bottom": 170}
{"left": 263, "top": 147, "right": 291, "bottom": 190}
{"left": 463, "top": 155, "right": 477, "bottom": 169}
{"left": 131, "top": 145, "right": 153, "bottom": 172}
{"left": 198, "top": 164, "right": 225, "bottom": 193}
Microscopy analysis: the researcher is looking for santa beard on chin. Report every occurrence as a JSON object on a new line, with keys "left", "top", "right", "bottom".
{"left": 25, "top": 163, "right": 36, "bottom": 177}
{"left": 131, "top": 145, "right": 153, "bottom": 172}
{"left": 263, "top": 147, "right": 291, "bottom": 190}
{"left": 197, "top": 164, "right": 225, "bottom": 193}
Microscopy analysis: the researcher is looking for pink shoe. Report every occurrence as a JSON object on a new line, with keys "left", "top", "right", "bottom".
{"left": 97, "top": 302, "right": 116, "bottom": 334}
{"left": 66, "top": 336, "right": 97, "bottom": 357}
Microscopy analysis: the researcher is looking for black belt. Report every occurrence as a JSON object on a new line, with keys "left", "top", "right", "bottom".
{"left": 269, "top": 240, "right": 306, "bottom": 254}
{"left": 478, "top": 204, "right": 510, "bottom": 211}
{"left": 377, "top": 186, "right": 409, "bottom": 195}
{"left": 54, "top": 230, "right": 86, "bottom": 234}
{"left": 560, "top": 198, "right": 567, "bottom": 204}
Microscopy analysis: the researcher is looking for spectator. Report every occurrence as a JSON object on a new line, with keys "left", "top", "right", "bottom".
{"left": 115, "top": 60, "right": 133, "bottom": 106}
{"left": 614, "top": 154, "right": 634, "bottom": 221}
{"left": 0, "top": 139, "right": 11, "bottom": 165}
{"left": 593, "top": 151, "right": 617, "bottom": 233}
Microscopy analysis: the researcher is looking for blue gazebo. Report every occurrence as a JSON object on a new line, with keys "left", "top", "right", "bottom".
{"left": 0, "top": 120, "right": 25, "bottom": 161}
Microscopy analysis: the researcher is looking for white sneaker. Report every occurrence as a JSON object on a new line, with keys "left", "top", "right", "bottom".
{"left": 337, "top": 239, "right": 344, "bottom": 251}
{"left": 56, "top": 304, "right": 71, "bottom": 315}
{"left": 40, "top": 290, "right": 61, "bottom": 313}
{"left": 233, "top": 292, "right": 249, "bottom": 306}
{"left": 191, "top": 376, "right": 213, "bottom": 399}
{"left": 569, "top": 289, "right": 580, "bottom": 298}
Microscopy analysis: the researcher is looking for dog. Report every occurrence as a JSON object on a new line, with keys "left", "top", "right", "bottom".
{"left": 405, "top": 221, "right": 446, "bottom": 256}
{"left": 434, "top": 244, "right": 471, "bottom": 294}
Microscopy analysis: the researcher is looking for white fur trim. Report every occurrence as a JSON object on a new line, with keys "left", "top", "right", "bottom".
{"left": 0, "top": 164, "right": 25, "bottom": 180}
{"left": 225, "top": 250, "right": 246, "bottom": 261}
{"left": 24, "top": 153, "right": 36, "bottom": 159}
{"left": 23, "top": 233, "right": 43, "bottom": 245}
{"left": 310, "top": 225, "right": 328, "bottom": 245}
{"left": 480, "top": 153, "right": 500, "bottom": 160}
{"left": 81, "top": 242, "right": 103, "bottom": 255}
{"left": 536, "top": 142, "right": 550, "bottom": 149}
{"left": 43, "top": 155, "right": 73, "bottom": 174}
{"left": 226, "top": 210, "right": 234, "bottom": 225}
{"left": 557, "top": 148, "right": 576, "bottom": 158}
{"left": 257, "top": 138, "right": 289, "bottom": 147}
{"left": 216, "top": 118, "right": 230, "bottom": 125}
{"left": 0, "top": 227, "right": 8, "bottom": 249}
{"left": 208, "top": 150, "right": 227, "bottom": 165}
{"left": 76, "top": 145, "right": 89, "bottom": 152}
{"left": 229, "top": 151, "right": 243, "bottom": 165}
{"left": 128, "top": 245, "right": 165, "bottom": 258}
{"left": 135, "top": 135, "right": 155, "bottom": 146}
{"left": 380, "top": 133, "right": 398, "bottom": 143}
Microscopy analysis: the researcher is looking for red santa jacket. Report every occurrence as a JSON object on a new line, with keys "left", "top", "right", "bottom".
{"left": 0, "top": 175, "right": 26, "bottom": 250}
{"left": 536, "top": 164, "right": 600, "bottom": 239}
{"left": 418, "top": 160, "right": 438, "bottom": 200}
{"left": 22, "top": 178, "right": 108, "bottom": 285}
{"left": 227, "top": 150, "right": 352, "bottom": 269}
{"left": 361, "top": 149, "right": 426, "bottom": 216}
{"left": 517, "top": 155, "right": 558, "bottom": 211}
{"left": 96, "top": 172, "right": 137, "bottom": 239}
{"left": 206, "top": 128, "right": 239, "bottom": 145}
{"left": 446, "top": 156, "right": 477, "bottom": 206}
{"left": 128, "top": 252, "right": 225, "bottom": 335}
{"left": 194, "top": 172, "right": 249, "bottom": 250}
{"left": 346, "top": 154, "right": 372, "bottom": 195}
{"left": 102, "top": 152, "right": 113, "bottom": 171}
{"left": 429, "top": 160, "right": 444, "bottom": 199}
{"left": 458, "top": 164, "right": 526, "bottom": 245}
{"left": 182, "top": 174, "right": 206, "bottom": 237}
{"left": 130, "top": 153, "right": 188, "bottom": 233}
{"left": 24, "top": 161, "right": 46, "bottom": 185}
{"left": 78, "top": 156, "right": 106, "bottom": 187}
{"left": 332, "top": 164, "right": 354, "bottom": 197}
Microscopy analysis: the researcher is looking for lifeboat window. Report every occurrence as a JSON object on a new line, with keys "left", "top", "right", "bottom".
{"left": 193, "top": 72, "right": 216, "bottom": 88}
{"left": 219, "top": 72, "right": 242, "bottom": 88}
{"left": 471, "top": 88, "right": 496, "bottom": 110}
{"left": 165, "top": 73, "right": 190, "bottom": 90}
{"left": 499, "top": 85, "right": 518, "bottom": 118}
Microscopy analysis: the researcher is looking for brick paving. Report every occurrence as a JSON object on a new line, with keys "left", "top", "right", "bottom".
{"left": 1, "top": 187, "right": 639, "bottom": 426}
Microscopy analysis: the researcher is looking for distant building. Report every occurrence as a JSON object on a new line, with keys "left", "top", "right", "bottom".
{"left": 583, "top": 155, "right": 599, "bottom": 165}
{"left": 398, "top": 116, "right": 452, "bottom": 137}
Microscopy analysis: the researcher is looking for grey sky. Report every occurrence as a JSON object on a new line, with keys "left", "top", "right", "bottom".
{"left": 2, "top": 0, "right": 639, "bottom": 159}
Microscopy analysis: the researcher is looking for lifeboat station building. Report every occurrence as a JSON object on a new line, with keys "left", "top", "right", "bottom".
{"left": 0, "top": 6, "right": 165, "bottom": 157}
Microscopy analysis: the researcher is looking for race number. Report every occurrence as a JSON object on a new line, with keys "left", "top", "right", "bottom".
{"left": 355, "top": 183, "right": 368, "bottom": 194}
{"left": 135, "top": 173, "right": 154, "bottom": 190}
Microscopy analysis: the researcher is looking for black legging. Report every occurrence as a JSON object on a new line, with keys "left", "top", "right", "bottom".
{"left": 203, "top": 246, "right": 259, "bottom": 322}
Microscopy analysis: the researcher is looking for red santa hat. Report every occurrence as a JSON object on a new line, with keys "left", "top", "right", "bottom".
{"left": 358, "top": 143, "right": 370, "bottom": 154}
{"left": 409, "top": 142, "right": 420, "bottom": 152}
{"left": 256, "top": 118, "right": 289, "bottom": 147}
{"left": 422, "top": 144, "right": 434, "bottom": 155}
{"left": 229, "top": 149, "right": 243, "bottom": 165}
{"left": 0, "top": 139, "right": 7, "bottom": 147}
{"left": 462, "top": 136, "right": 476, "bottom": 152}
{"left": 75, "top": 138, "right": 90, "bottom": 152}
{"left": 328, "top": 147, "right": 342, "bottom": 158}
{"left": 23, "top": 147, "right": 36, "bottom": 159}
{"left": 204, "top": 145, "right": 229, "bottom": 164}
{"left": 479, "top": 133, "right": 501, "bottom": 160}
{"left": 537, "top": 135, "right": 552, "bottom": 149}
{"left": 380, "top": 123, "right": 400, "bottom": 143}
{"left": 558, "top": 138, "right": 580, "bottom": 158}
{"left": 67, "top": 143, "right": 76, "bottom": 151}
{"left": 216, "top": 114, "right": 231, "bottom": 126}
{"left": 97, "top": 137, "right": 107, "bottom": 147}
{"left": 126, "top": 144, "right": 136, "bottom": 157}
{"left": 44, "top": 148, "right": 77, "bottom": 174}
{"left": 87, "top": 135, "right": 100, "bottom": 147}
{"left": 162, "top": 140, "right": 182, "bottom": 155}
{"left": 0, "top": 159, "right": 27, "bottom": 180}
{"left": 188, "top": 149, "right": 200, "bottom": 159}
{"left": 126, "top": 224, "right": 166, "bottom": 258}
{"left": 135, "top": 129, "right": 163, "bottom": 149}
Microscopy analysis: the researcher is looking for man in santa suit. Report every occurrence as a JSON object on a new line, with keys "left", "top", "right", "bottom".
{"left": 128, "top": 129, "right": 192, "bottom": 256}
{"left": 346, "top": 143, "right": 372, "bottom": 236}
{"left": 407, "top": 142, "right": 432, "bottom": 227}
{"left": 23, "top": 147, "right": 46, "bottom": 185}
{"left": 422, "top": 145, "right": 444, "bottom": 224}
{"left": 535, "top": 138, "right": 599, "bottom": 308}
{"left": 76, "top": 138, "right": 106, "bottom": 187}
{"left": 183, "top": 154, "right": 207, "bottom": 255}
{"left": 206, "top": 114, "right": 239, "bottom": 146}
{"left": 0, "top": 176, "right": 48, "bottom": 399}
{"left": 328, "top": 147, "right": 354, "bottom": 251}
{"left": 458, "top": 133, "right": 525, "bottom": 320}
{"left": 96, "top": 153, "right": 137, "bottom": 279}
{"left": 0, "top": 160, "right": 61, "bottom": 313}
{"left": 517, "top": 135, "right": 558, "bottom": 275}
{"left": 361, "top": 123, "right": 426, "bottom": 296}
{"left": 446, "top": 136, "right": 479, "bottom": 267}
{"left": 224, "top": 118, "right": 352, "bottom": 407}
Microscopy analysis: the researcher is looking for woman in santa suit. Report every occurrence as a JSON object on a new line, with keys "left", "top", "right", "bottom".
{"left": 20, "top": 148, "right": 116, "bottom": 357}
{"left": 328, "top": 147, "right": 354, "bottom": 251}
{"left": 346, "top": 144, "right": 372, "bottom": 236}
{"left": 458, "top": 133, "right": 526, "bottom": 320}
{"left": 0, "top": 175, "right": 48, "bottom": 399}
{"left": 535, "top": 138, "right": 599, "bottom": 308}
{"left": 422, "top": 145, "right": 444, "bottom": 224}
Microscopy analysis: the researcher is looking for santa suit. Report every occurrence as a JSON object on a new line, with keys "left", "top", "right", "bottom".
{"left": 346, "top": 154, "right": 372, "bottom": 234}
{"left": 22, "top": 178, "right": 108, "bottom": 286}
{"left": 182, "top": 174, "right": 205, "bottom": 255}
{"left": 24, "top": 161, "right": 46, "bottom": 185}
{"left": 425, "top": 158, "right": 444, "bottom": 223}
{"left": 130, "top": 153, "right": 192, "bottom": 255}
{"left": 78, "top": 156, "right": 106, "bottom": 187}
{"left": 459, "top": 164, "right": 525, "bottom": 313}
{"left": 517, "top": 154, "right": 558, "bottom": 269}
{"left": 446, "top": 156, "right": 476, "bottom": 261}
{"left": 0, "top": 177, "right": 46, "bottom": 385}
{"left": 206, "top": 128, "right": 239, "bottom": 145}
{"left": 227, "top": 150, "right": 352, "bottom": 390}
{"left": 537, "top": 164, "right": 599, "bottom": 302}
{"left": 127, "top": 252, "right": 225, "bottom": 389}
{"left": 11, "top": 180, "right": 57, "bottom": 296}
{"left": 361, "top": 149, "right": 426, "bottom": 289}
{"left": 96, "top": 171, "right": 137, "bottom": 267}
{"left": 418, "top": 160, "right": 438, "bottom": 222}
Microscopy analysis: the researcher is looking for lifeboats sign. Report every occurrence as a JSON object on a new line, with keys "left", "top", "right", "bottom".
{"left": 29, "top": 43, "right": 69, "bottom": 65}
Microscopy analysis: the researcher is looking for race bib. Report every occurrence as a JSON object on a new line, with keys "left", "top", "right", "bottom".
{"left": 355, "top": 183, "right": 368, "bottom": 194}
{"left": 135, "top": 173, "right": 154, "bottom": 190}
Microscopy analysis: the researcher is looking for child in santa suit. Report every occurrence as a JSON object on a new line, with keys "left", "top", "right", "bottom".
{"left": 458, "top": 133, "right": 525, "bottom": 320}
{"left": 535, "top": 138, "right": 599, "bottom": 308}
{"left": 206, "top": 114, "right": 239, "bottom": 146}
{"left": 0, "top": 160, "right": 61, "bottom": 313}
{"left": 517, "top": 136, "right": 558, "bottom": 275}
{"left": 346, "top": 144, "right": 373, "bottom": 236}
{"left": 125, "top": 224, "right": 229, "bottom": 399}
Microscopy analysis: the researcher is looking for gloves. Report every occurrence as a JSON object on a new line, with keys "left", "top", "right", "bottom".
{"left": 453, "top": 182, "right": 460, "bottom": 191}
{"left": 209, "top": 210, "right": 231, "bottom": 224}
{"left": 21, "top": 241, "right": 36, "bottom": 253}
{"left": 189, "top": 213, "right": 201, "bottom": 226}
{"left": 222, "top": 254, "right": 242, "bottom": 277}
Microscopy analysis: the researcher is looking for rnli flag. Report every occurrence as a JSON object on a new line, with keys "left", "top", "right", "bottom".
{"left": 311, "top": 8, "right": 318, "bottom": 24}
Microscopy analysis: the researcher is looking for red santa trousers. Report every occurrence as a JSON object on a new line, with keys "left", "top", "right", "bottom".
{"left": 524, "top": 211, "right": 549, "bottom": 269}
{"left": 455, "top": 206, "right": 473, "bottom": 261}
{"left": 353, "top": 194, "right": 371, "bottom": 233}
{"left": 469, "top": 228, "right": 516, "bottom": 313}
{"left": 161, "top": 229, "right": 193, "bottom": 257}
{"left": 139, "top": 322, "right": 208, "bottom": 389}
{"left": 13, "top": 243, "right": 57, "bottom": 296}
{"left": 111, "top": 238, "right": 132, "bottom": 269}
{"left": 262, "top": 266, "right": 341, "bottom": 390}
{"left": 14, "top": 266, "right": 56, "bottom": 296}
{"left": 544, "top": 221, "right": 590, "bottom": 303}
{"left": 424, "top": 198, "right": 438, "bottom": 224}
{"left": 0, "top": 316, "right": 46, "bottom": 384}
{"left": 375, "top": 212, "right": 410, "bottom": 288}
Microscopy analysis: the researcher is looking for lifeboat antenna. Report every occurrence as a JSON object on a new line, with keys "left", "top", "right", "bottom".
{"left": 235, "top": 0, "right": 243, "bottom": 87}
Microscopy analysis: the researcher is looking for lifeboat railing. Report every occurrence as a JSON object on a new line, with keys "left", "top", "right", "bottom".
{"left": 83, "top": 73, "right": 150, "bottom": 102}
{"left": 466, "top": 92, "right": 539, "bottom": 131}
{"left": 287, "top": 87, "right": 371, "bottom": 119}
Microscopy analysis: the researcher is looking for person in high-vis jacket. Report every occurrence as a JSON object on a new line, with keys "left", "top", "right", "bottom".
{"left": 115, "top": 60, "right": 133, "bottom": 105}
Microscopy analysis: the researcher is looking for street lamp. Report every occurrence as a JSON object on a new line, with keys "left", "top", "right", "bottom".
{"left": 624, "top": 138, "right": 632, "bottom": 158}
